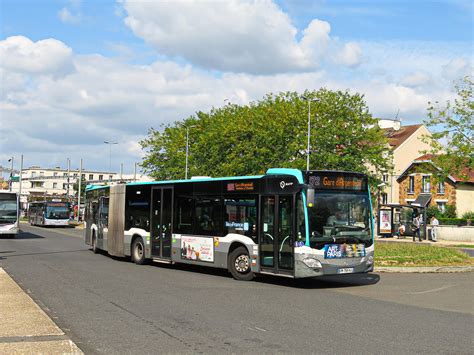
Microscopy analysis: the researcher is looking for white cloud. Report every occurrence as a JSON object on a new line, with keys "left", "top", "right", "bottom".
{"left": 0, "top": 32, "right": 468, "bottom": 172}
{"left": 0, "top": 36, "right": 74, "bottom": 78}
{"left": 58, "top": 8, "right": 81, "bottom": 24}
{"left": 335, "top": 42, "right": 363, "bottom": 68}
{"left": 121, "top": 0, "right": 356, "bottom": 74}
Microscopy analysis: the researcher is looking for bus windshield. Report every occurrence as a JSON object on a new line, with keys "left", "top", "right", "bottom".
{"left": 308, "top": 192, "right": 371, "bottom": 247}
{"left": 46, "top": 205, "right": 70, "bottom": 219}
{"left": 0, "top": 199, "right": 17, "bottom": 224}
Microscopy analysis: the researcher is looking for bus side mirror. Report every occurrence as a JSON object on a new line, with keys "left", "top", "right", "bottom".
{"left": 307, "top": 188, "right": 315, "bottom": 207}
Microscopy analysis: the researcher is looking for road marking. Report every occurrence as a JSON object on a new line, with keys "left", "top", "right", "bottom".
{"left": 407, "top": 284, "right": 456, "bottom": 295}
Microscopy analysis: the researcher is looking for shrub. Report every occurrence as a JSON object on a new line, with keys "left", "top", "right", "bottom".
{"left": 461, "top": 211, "right": 474, "bottom": 219}
{"left": 438, "top": 218, "right": 467, "bottom": 226}
{"left": 443, "top": 204, "right": 457, "bottom": 218}
{"left": 426, "top": 206, "right": 442, "bottom": 220}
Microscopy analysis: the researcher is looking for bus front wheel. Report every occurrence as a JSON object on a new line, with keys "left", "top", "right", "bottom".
{"left": 228, "top": 246, "right": 254, "bottom": 281}
{"left": 132, "top": 237, "right": 147, "bottom": 265}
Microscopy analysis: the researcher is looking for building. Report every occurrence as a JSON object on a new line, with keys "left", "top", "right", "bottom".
{"left": 397, "top": 154, "right": 474, "bottom": 216}
{"left": 10, "top": 166, "right": 152, "bottom": 208}
{"left": 379, "top": 120, "right": 432, "bottom": 204}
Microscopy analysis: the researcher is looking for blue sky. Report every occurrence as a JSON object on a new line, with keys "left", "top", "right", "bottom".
{"left": 0, "top": 0, "right": 472, "bottom": 173}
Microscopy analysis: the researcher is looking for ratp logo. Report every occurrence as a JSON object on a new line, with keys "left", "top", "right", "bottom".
{"left": 280, "top": 181, "right": 286, "bottom": 189}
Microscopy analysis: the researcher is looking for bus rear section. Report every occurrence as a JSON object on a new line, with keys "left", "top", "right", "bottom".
{"left": 0, "top": 192, "right": 19, "bottom": 238}
{"left": 29, "top": 201, "right": 71, "bottom": 227}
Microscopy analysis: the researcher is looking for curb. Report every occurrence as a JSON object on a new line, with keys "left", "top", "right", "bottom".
{"left": 374, "top": 266, "right": 474, "bottom": 273}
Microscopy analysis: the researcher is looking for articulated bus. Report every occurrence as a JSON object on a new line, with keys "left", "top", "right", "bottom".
{"left": 84, "top": 169, "right": 374, "bottom": 280}
{"left": 28, "top": 201, "right": 71, "bottom": 227}
{"left": 0, "top": 191, "right": 20, "bottom": 238}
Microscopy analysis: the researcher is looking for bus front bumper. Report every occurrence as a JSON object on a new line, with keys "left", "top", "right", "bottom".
{"left": 294, "top": 246, "right": 374, "bottom": 278}
{"left": 0, "top": 223, "right": 19, "bottom": 234}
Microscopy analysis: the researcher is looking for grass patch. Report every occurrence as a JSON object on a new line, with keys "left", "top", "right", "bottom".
{"left": 375, "top": 241, "right": 473, "bottom": 267}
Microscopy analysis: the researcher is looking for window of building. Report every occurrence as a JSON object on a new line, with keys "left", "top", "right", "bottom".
{"left": 39, "top": 171, "right": 44, "bottom": 177}
{"left": 73, "top": 173, "right": 78, "bottom": 178}
{"left": 437, "top": 201, "right": 446, "bottom": 213}
{"left": 382, "top": 174, "right": 388, "bottom": 183}
{"left": 422, "top": 176, "right": 431, "bottom": 193}
{"left": 63, "top": 183, "right": 67, "bottom": 189}
{"left": 194, "top": 196, "right": 222, "bottom": 235}
{"left": 53, "top": 182, "right": 58, "bottom": 189}
{"left": 408, "top": 176, "right": 415, "bottom": 194}
{"left": 63, "top": 173, "right": 68, "bottom": 177}
{"left": 31, "top": 171, "right": 37, "bottom": 177}
{"left": 223, "top": 197, "right": 257, "bottom": 239}
{"left": 437, "top": 182, "right": 445, "bottom": 194}
{"left": 109, "top": 175, "right": 113, "bottom": 180}
{"left": 89, "top": 174, "right": 93, "bottom": 180}
{"left": 381, "top": 193, "right": 388, "bottom": 204}
{"left": 53, "top": 172, "right": 58, "bottom": 177}
{"left": 81, "top": 174, "right": 85, "bottom": 180}
{"left": 99, "top": 175, "right": 103, "bottom": 181}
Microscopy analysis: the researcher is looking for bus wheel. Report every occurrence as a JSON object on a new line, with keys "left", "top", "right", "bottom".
{"left": 132, "top": 237, "right": 147, "bottom": 265}
{"left": 229, "top": 246, "right": 254, "bottom": 281}
{"left": 91, "top": 234, "right": 99, "bottom": 254}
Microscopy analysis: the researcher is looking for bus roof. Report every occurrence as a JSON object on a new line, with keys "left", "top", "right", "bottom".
{"left": 85, "top": 168, "right": 308, "bottom": 192}
{"left": 85, "top": 169, "right": 367, "bottom": 192}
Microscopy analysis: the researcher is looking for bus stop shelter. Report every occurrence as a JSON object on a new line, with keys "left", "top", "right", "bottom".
{"left": 378, "top": 196, "right": 430, "bottom": 239}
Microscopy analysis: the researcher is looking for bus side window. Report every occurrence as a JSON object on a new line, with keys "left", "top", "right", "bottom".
{"left": 194, "top": 196, "right": 222, "bottom": 236}
{"left": 223, "top": 197, "right": 257, "bottom": 241}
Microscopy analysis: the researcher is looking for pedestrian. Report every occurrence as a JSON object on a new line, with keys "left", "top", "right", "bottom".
{"left": 430, "top": 216, "right": 439, "bottom": 242}
{"left": 412, "top": 215, "right": 421, "bottom": 242}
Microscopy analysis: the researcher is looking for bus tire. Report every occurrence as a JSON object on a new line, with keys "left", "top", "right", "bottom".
{"left": 92, "top": 233, "right": 99, "bottom": 254}
{"left": 132, "top": 237, "right": 147, "bottom": 265}
{"left": 228, "top": 246, "right": 254, "bottom": 281}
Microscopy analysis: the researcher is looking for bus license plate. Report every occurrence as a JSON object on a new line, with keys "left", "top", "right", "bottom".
{"left": 337, "top": 268, "right": 354, "bottom": 274}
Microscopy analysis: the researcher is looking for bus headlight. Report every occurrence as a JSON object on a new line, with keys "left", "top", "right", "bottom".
{"left": 302, "top": 258, "right": 322, "bottom": 269}
{"left": 367, "top": 255, "right": 374, "bottom": 265}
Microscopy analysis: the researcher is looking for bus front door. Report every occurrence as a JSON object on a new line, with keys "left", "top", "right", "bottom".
{"left": 151, "top": 187, "right": 173, "bottom": 259}
{"left": 260, "top": 195, "right": 294, "bottom": 275}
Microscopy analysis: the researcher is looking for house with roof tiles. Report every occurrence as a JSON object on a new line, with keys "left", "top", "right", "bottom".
{"left": 397, "top": 154, "right": 474, "bottom": 216}
{"left": 378, "top": 120, "right": 432, "bottom": 204}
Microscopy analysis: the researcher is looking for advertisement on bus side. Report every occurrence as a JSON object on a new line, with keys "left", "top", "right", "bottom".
{"left": 181, "top": 236, "right": 214, "bottom": 262}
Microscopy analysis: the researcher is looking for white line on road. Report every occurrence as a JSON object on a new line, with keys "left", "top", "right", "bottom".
{"left": 407, "top": 284, "right": 456, "bottom": 295}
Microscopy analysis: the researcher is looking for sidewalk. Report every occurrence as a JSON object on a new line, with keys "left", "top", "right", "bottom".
{"left": 376, "top": 236, "right": 474, "bottom": 247}
{"left": 0, "top": 268, "right": 82, "bottom": 354}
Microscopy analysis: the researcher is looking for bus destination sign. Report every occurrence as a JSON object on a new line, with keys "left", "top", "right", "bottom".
{"left": 308, "top": 173, "right": 366, "bottom": 191}
{"left": 227, "top": 182, "right": 254, "bottom": 192}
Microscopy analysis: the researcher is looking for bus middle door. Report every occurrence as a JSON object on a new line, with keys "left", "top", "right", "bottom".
{"left": 260, "top": 194, "right": 294, "bottom": 275}
{"left": 151, "top": 187, "right": 173, "bottom": 259}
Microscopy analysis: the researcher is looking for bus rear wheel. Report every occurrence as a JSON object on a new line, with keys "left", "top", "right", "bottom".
{"left": 229, "top": 246, "right": 254, "bottom": 281}
{"left": 132, "top": 237, "right": 147, "bottom": 265}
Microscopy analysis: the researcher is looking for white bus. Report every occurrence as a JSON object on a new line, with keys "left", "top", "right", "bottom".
{"left": 85, "top": 169, "right": 374, "bottom": 280}
{"left": 28, "top": 201, "right": 71, "bottom": 227}
{"left": 0, "top": 191, "right": 20, "bottom": 238}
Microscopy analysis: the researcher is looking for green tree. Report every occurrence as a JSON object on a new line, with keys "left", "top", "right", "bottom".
{"left": 140, "top": 89, "right": 392, "bottom": 185}
{"left": 423, "top": 76, "right": 473, "bottom": 179}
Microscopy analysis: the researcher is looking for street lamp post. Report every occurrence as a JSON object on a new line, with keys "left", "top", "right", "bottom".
{"left": 185, "top": 126, "right": 195, "bottom": 180}
{"left": 301, "top": 96, "right": 319, "bottom": 171}
{"left": 104, "top": 141, "right": 118, "bottom": 181}
{"left": 8, "top": 157, "right": 13, "bottom": 191}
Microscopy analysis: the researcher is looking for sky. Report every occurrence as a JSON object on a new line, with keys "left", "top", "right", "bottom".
{"left": 1, "top": 0, "right": 472, "bottom": 175}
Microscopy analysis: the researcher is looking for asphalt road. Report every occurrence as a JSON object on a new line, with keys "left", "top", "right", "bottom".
{"left": 1, "top": 224, "right": 473, "bottom": 354}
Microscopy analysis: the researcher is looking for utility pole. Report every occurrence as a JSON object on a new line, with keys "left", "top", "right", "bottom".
{"left": 19, "top": 155, "right": 23, "bottom": 219}
{"left": 120, "top": 163, "right": 123, "bottom": 181}
{"left": 77, "top": 158, "right": 83, "bottom": 221}
{"left": 8, "top": 157, "right": 13, "bottom": 191}
{"left": 302, "top": 96, "right": 319, "bottom": 171}
{"left": 104, "top": 141, "right": 118, "bottom": 181}
{"left": 67, "top": 158, "right": 70, "bottom": 202}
